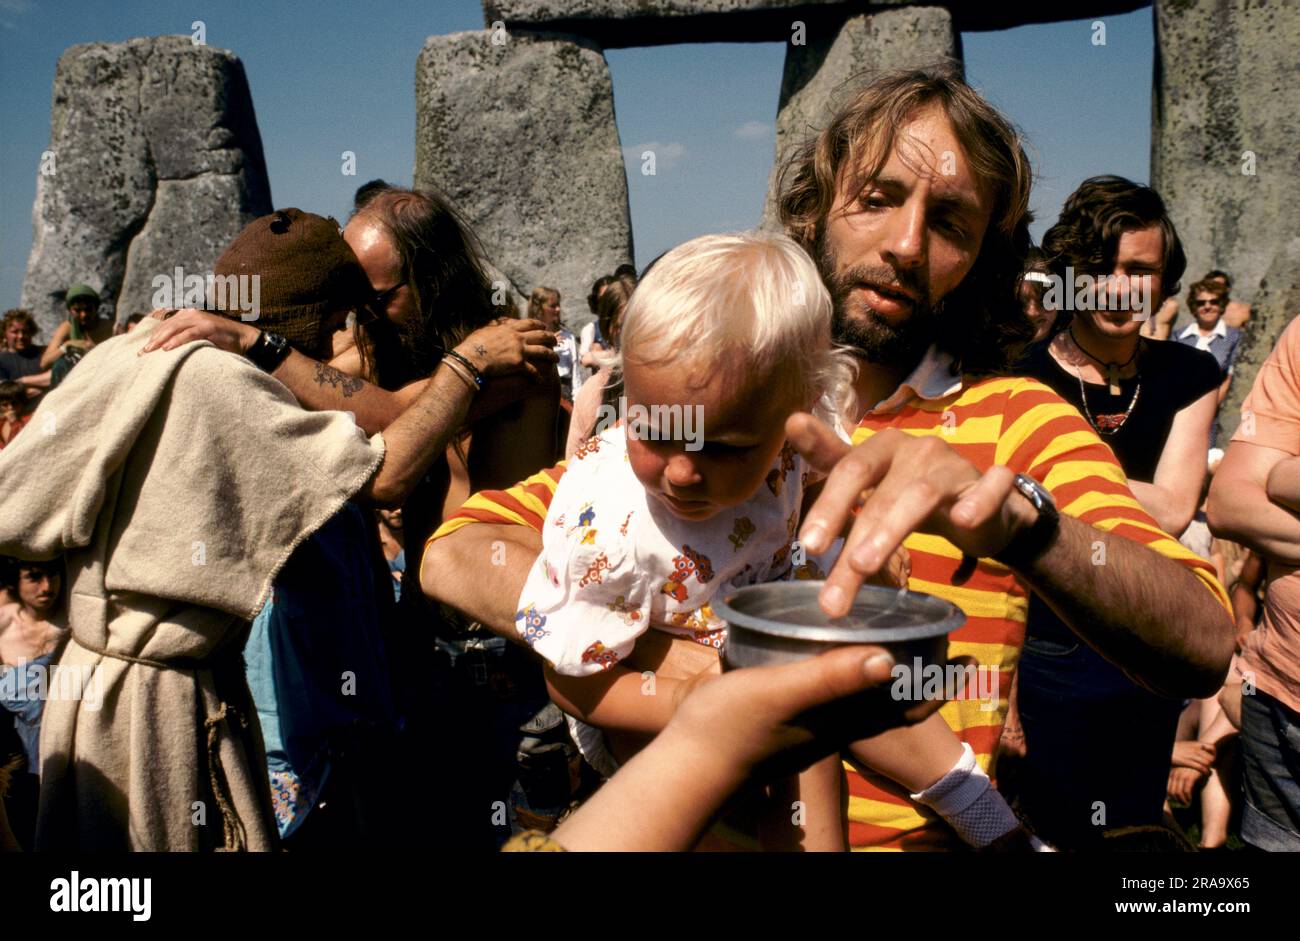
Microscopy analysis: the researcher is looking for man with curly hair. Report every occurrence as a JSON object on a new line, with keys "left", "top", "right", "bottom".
{"left": 423, "top": 66, "right": 1235, "bottom": 851}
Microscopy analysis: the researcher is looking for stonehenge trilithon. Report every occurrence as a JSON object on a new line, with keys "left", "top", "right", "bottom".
{"left": 415, "top": 29, "right": 633, "bottom": 326}
{"left": 1152, "top": 0, "right": 1300, "bottom": 434}
{"left": 760, "top": 6, "right": 959, "bottom": 229}
{"left": 21, "top": 35, "right": 272, "bottom": 333}
{"left": 20, "top": 3, "right": 1297, "bottom": 384}
{"left": 481, "top": 0, "right": 1150, "bottom": 46}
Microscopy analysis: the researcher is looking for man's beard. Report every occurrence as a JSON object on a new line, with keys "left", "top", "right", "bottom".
{"left": 816, "top": 234, "right": 941, "bottom": 368}
{"left": 367, "top": 309, "right": 435, "bottom": 380}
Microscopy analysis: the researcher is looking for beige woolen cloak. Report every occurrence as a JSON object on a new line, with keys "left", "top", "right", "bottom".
{"left": 0, "top": 319, "right": 384, "bottom": 850}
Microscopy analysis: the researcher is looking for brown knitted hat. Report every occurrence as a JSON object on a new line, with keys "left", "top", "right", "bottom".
{"left": 212, "top": 208, "right": 371, "bottom": 359}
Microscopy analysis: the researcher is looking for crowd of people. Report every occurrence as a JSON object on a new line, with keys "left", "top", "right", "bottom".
{"left": 0, "top": 64, "right": 1294, "bottom": 854}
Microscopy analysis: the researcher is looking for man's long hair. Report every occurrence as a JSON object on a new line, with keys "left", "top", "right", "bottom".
{"left": 351, "top": 186, "right": 500, "bottom": 390}
{"left": 777, "top": 64, "right": 1034, "bottom": 375}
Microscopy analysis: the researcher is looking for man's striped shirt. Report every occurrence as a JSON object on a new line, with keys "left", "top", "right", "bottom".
{"left": 427, "top": 369, "right": 1230, "bottom": 851}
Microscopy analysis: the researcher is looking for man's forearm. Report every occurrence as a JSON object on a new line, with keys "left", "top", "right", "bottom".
{"left": 550, "top": 725, "right": 737, "bottom": 851}
{"left": 1266, "top": 457, "right": 1300, "bottom": 514}
{"left": 1017, "top": 515, "right": 1233, "bottom": 698}
{"left": 362, "top": 363, "right": 475, "bottom": 506}
{"left": 421, "top": 523, "right": 541, "bottom": 640}
{"left": 1127, "top": 480, "right": 1190, "bottom": 537}
{"left": 1210, "top": 479, "right": 1300, "bottom": 565}
{"left": 272, "top": 351, "right": 411, "bottom": 435}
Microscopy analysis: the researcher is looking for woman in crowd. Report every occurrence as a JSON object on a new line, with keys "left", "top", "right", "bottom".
{"left": 565, "top": 269, "right": 636, "bottom": 457}
{"left": 1008, "top": 176, "right": 1222, "bottom": 849}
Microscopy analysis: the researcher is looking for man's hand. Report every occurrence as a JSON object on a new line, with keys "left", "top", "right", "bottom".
{"left": 787, "top": 412, "right": 1036, "bottom": 617}
{"left": 1167, "top": 766, "right": 1203, "bottom": 806}
{"left": 1171, "top": 739, "right": 1216, "bottom": 776}
{"left": 138, "top": 308, "right": 259, "bottom": 355}
{"left": 998, "top": 719, "right": 1027, "bottom": 761}
{"left": 549, "top": 644, "right": 905, "bottom": 851}
{"left": 456, "top": 318, "right": 557, "bottom": 382}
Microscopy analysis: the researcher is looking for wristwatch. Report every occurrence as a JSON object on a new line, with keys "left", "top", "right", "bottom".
{"left": 244, "top": 330, "right": 291, "bottom": 372}
{"left": 992, "top": 473, "right": 1060, "bottom": 569}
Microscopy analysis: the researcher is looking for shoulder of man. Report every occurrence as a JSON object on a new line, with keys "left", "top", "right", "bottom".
{"left": 1151, "top": 337, "right": 1222, "bottom": 387}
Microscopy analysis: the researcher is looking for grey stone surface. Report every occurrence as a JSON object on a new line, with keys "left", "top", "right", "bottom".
{"left": 1153, "top": 0, "right": 1300, "bottom": 430}
{"left": 760, "top": 6, "right": 957, "bottom": 229}
{"left": 22, "top": 35, "right": 271, "bottom": 333}
{"left": 1220, "top": 237, "right": 1300, "bottom": 439}
{"left": 415, "top": 29, "right": 632, "bottom": 331}
{"left": 482, "top": 0, "right": 1147, "bottom": 47}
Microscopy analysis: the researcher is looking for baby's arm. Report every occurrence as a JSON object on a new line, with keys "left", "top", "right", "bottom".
{"left": 847, "top": 712, "right": 964, "bottom": 792}
{"left": 545, "top": 663, "right": 677, "bottom": 736}
{"left": 847, "top": 714, "right": 1044, "bottom": 850}
{"left": 546, "top": 630, "right": 723, "bottom": 736}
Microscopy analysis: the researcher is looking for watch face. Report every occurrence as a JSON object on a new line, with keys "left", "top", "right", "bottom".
{"left": 1016, "top": 474, "right": 1054, "bottom": 511}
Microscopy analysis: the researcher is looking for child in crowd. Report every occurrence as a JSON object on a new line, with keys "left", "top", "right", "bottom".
{"left": 514, "top": 232, "right": 1040, "bottom": 850}
{"left": 0, "top": 382, "right": 32, "bottom": 450}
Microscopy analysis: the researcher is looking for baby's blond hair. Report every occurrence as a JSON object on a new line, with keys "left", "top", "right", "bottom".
{"left": 615, "top": 232, "right": 855, "bottom": 427}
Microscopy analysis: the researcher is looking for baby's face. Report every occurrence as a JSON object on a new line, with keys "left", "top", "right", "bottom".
{"left": 623, "top": 357, "right": 796, "bottom": 521}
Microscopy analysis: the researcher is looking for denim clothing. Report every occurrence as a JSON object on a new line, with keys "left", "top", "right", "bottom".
{"left": 0, "top": 652, "right": 57, "bottom": 774}
{"left": 244, "top": 501, "right": 402, "bottom": 840}
{"left": 387, "top": 548, "right": 405, "bottom": 602}
{"left": 1240, "top": 687, "right": 1300, "bottom": 850}
{"left": 1015, "top": 619, "right": 1182, "bottom": 849}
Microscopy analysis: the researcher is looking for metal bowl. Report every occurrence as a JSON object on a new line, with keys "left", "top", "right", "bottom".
{"left": 713, "top": 580, "right": 969, "bottom": 752}
{"left": 715, "top": 580, "right": 965, "bottom": 672}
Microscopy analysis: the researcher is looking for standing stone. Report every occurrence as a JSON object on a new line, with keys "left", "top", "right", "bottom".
{"left": 415, "top": 29, "right": 632, "bottom": 330}
{"left": 761, "top": 7, "right": 958, "bottom": 228}
{"left": 481, "top": 1, "right": 1148, "bottom": 47}
{"left": 1152, "top": 0, "right": 1300, "bottom": 432}
{"left": 1222, "top": 237, "right": 1300, "bottom": 437}
{"left": 22, "top": 35, "right": 271, "bottom": 333}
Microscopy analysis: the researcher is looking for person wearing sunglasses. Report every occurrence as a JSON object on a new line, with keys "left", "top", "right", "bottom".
{"left": 1176, "top": 277, "right": 1242, "bottom": 412}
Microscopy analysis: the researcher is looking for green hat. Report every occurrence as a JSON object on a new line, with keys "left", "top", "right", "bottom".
{"left": 65, "top": 283, "right": 101, "bottom": 307}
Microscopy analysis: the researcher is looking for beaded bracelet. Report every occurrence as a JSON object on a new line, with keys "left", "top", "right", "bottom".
{"left": 442, "top": 355, "right": 480, "bottom": 393}
{"left": 444, "top": 349, "right": 484, "bottom": 387}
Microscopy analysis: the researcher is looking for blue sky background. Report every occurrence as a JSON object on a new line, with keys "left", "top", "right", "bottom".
{"left": 0, "top": 0, "right": 1154, "bottom": 309}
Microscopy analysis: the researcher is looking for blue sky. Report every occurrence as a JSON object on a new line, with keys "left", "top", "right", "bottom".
{"left": 0, "top": 0, "right": 1154, "bottom": 309}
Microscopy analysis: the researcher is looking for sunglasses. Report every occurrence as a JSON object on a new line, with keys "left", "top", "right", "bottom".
{"left": 1194, "top": 299, "right": 1223, "bottom": 307}
{"left": 354, "top": 281, "right": 405, "bottom": 325}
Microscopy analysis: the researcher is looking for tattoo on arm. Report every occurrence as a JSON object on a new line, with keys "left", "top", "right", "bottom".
{"left": 314, "top": 360, "right": 364, "bottom": 398}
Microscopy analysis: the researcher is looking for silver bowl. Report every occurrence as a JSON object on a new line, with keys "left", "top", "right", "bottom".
{"left": 715, "top": 580, "right": 965, "bottom": 672}
{"left": 714, "top": 580, "right": 970, "bottom": 750}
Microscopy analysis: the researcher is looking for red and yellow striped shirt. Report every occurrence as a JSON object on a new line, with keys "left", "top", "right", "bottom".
{"left": 427, "top": 372, "right": 1230, "bottom": 851}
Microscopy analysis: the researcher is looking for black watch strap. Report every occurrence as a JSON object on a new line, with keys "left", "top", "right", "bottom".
{"left": 992, "top": 473, "right": 1060, "bottom": 569}
{"left": 245, "top": 330, "right": 291, "bottom": 372}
